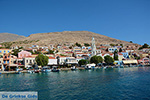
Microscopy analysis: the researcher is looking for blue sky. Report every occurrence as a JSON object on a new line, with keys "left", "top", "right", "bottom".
{"left": 0, "top": 0, "right": 150, "bottom": 45}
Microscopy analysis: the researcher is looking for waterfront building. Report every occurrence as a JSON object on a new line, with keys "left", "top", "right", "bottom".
{"left": 0, "top": 57, "right": 3, "bottom": 70}
{"left": 118, "top": 53, "right": 124, "bottom": 61}
{"left": 138, "top": 57, "right": 150, "bottom": 65}
{"left": 23, "top": 56, "right": 36, "bottom": 68}
{"left": 3, "top": 53, "right": 11, "bottom": 70}
{"left": 48, "top": 57, "right": 57, "bottom": 66}
{"left": 57, "top": 56, "right": 67, "bottom": 65}
{"left": 65, "top": 57, "right": 78, "bottom": 66}
{"left": 122, "top": 60, "right": 138, "bottom": 65}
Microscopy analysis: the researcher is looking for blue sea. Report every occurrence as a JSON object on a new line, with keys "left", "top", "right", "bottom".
{"left": 0, "top": 67, "right": 150, "bottom": 100}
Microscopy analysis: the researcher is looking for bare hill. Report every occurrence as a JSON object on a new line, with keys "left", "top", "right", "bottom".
{"left": 0, "top": 33, "right": 25, "bottom": 43}
{"left": 12, "top": 31, "right": 135, "bottom": 47}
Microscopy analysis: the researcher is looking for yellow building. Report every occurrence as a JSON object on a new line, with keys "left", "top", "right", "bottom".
{"left": 0, "top": 49, "right": 12, "bottom": 55}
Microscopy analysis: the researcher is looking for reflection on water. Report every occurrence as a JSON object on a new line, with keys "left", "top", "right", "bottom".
{"left": 0, "top": 67, "right": 150, "bottom": 100}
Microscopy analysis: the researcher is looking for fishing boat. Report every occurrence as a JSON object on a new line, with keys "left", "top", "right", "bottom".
{"left": 51, "top": 66, "right": 59, "bottom": 72}
{"left": 42, "top": 66, "right": 51, "bottom": 72}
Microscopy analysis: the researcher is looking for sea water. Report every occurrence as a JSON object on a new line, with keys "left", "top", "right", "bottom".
{"left": 0, "top": 67, "right": 150, "bottom": 100}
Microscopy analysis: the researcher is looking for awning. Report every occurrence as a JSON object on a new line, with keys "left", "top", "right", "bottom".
{"left": 123, "top": 60, "right": 138, "bottom": 64}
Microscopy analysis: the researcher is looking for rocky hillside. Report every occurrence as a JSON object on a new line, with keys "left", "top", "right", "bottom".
{"left": 11, "top": 31, "right": 136, "bottom": 47}
{"left": 0, "top": 33, "right": 25, "bottom": 43}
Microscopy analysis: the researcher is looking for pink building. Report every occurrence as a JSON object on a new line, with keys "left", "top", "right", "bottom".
{"left": 18, "top": 51, "right": 32, "bottom": 58}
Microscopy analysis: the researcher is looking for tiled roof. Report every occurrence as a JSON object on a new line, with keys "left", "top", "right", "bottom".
{"left": 49, "top": 57, "right": 56, "bottom": 59}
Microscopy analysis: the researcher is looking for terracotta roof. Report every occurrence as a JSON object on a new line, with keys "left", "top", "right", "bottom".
{"left": 49, "top": 57, "right": 56, "bottom": 59}
{"left": 118, "top": 53, "right": 123, "bottom": 55}
{"left": 76, "top": 53, "right": 88, "bottom": 54}
{"left": 24, "top": 56, "right": 35, "bottom": 58}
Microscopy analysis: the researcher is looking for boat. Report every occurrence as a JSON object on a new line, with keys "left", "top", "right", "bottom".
{"left": 15, "top": 70, "right": 21, "bottom": 74}
{"left": 27, "top": 67, "right": 34, "bottom": 73}
{"left": 103, "top": 66, "right": 108, "bottom": 70}
{"left": 15, "top": 68, "right": 22, "bottom": 74}
{"left": 51, "top": 66, "right": 59, "bottom": 72}
{"left": 120, "top": 65, "right": 124, "bottom": 68}
{"left": 27, "top": 70, "right": 34, "bottom": 73}
{"left": 85, "top": 65, "right": 92, "bottom": 70}
{"left": 85, "top": 64, "right": 96, "bottom": 70}
{"left": 34, "top": 67, "right": 40, "bottom": 73}
{"left": 42, "top": 66, "right": 51, "bottom": 72}
{"left": 71, "top": 66, "right": 76, "bottom": 71}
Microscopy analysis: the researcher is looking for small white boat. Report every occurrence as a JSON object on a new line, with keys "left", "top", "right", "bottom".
{"left": 85, "top": 64, "right": 96, "bottom": 70}
{"left": 71, "top": 66, "right": 76, "bottom": 71}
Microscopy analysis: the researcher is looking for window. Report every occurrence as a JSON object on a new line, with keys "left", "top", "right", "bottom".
{"left": 30, "top": 60, "right": 32, "bottom": 63}
{"left": 0, "top": 51, "right": 1, "bottom": 53}
{"left": 26, "top": 60, "right": 28, "bottom": 63}
{"left": 7, "top": 51, "right": 9, "bottom": 53}
{"left": 4, "top": 51, "right": 6, "bottom": 53}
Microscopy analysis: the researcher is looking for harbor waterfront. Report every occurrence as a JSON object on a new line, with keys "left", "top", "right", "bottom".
{"left": 0, "top": 67, "right": 150, "bottom": 100}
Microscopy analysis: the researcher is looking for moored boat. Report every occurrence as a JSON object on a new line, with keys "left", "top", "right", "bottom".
{"left": 51, "top": 66, "right": 59, "bottom": 72}
{"left": 71, "top": 66, "right": 76, "bottom": 71}
{"left": 42, "top": 66, "right": 51, "bottom": 72}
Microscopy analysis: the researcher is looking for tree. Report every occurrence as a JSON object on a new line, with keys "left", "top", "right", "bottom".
{"left": 105, "top": 48, "right": 108, "bottom": 52}
{"left": 138, "top": 43, "right": 149, "bottom": 50}
{"left": 119, "top": 48, "right": 122, "bottom": 52}
{"left": 78, "top": 59, "right": 89, "bottom": 66}
{"left": 120, "top": 44, "right": 123, "bottom": 47}
{"left": 2, "top": 42, "right": 12, "bottom": 49}
{"left": 143, "top": 43, "right": 149, "bottom": 48}
{"left": 114, "top": 50, "right": 118, "bottom": 60}
{"left": 90, "top": 55, "right": 103, "bottom": 65}
{"left": 104, "top": 55, "right": 114, "bottom": 65}
{"left": 84, "top": 43, "right": 90, "bottom": 47}
{"left": 35, "top": 54, "right": 49, "bottom": 67}
{"left": 75, "top": 42, "right": 82, "bottom": 47}
{"left": 69, "top": 46, "right": 72, "bottom": 49}
{"left": 110, "top": 44, "right": 115, "bottom": 47}
{"left": 130, "top": 41, "right": 133, "bottom": 43}
{"left": 11, "top": 49, "right": 21, "bottom": 57}
{"left": 48, "top": 49, "right": 54, "bottom": 54}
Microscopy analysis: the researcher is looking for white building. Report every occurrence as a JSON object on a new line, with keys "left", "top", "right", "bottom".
{"left": 48, "top": 57, "right": 57, "bottom": 65}
{"left": 23, "top": 57, "right": 35, "bottom": 68}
